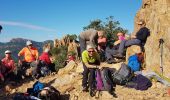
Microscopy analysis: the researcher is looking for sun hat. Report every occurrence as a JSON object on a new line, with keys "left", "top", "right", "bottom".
{"left": 26, "top": 40, "right": 33, "bottom": 46}
{"left": 5, "top": 50, "right": 11, "bottom": 54}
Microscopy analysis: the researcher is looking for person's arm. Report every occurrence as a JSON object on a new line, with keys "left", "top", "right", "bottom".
{"left": 18, "top": 48, "right": 25, "bottom": 63}
{"left": 89, "top": 32, "right": 98, "bottom": 46}
{"left": 114, "top": 40, "right": 121, "bottom": 45}
{"left": 84, "top": 63, "right": 97, "bottom": 68}
{"left": 35, "top": 49, "right": 39, "bottom": 61}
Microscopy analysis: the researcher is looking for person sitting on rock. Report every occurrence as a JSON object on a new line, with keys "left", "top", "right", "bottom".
{"left": 39, "top": 48, "right": 56, "bottom": 72}
{"left": 114, "top": 32, "right": 126, "bottom": 46}
{"left": 64, "top": 52, "right": 76, "bottom": 66}
{"left": 105, "top": 32, "right": 126, "bottom": 64}
{"left": 29, "top": 48, "right": 55, "bottom": 78}
{"left": 81, "top": 44, "right": 100, "bottom": 96}
{"left": 1, "top": 50, "right": 17, "bottom": 82}
{"left": 116, "top": 20, "right": 150, "bottom": 58}
{"left": 18, "top": 40, "right": 39, "bottom": 78}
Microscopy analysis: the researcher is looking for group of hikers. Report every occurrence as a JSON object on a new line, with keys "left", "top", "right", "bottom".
{"left": 0, "top": 20, "right": 155, "bottom": 96}
{"left": 79, "top": 20, "right": 151, "bottom": 97}
{"left": 0, "top": 40, "right": 56, "bottom": 85}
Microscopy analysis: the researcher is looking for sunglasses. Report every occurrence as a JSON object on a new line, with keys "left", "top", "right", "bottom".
{"left": 88, "top": 50, "right": 95, "bottom": 53}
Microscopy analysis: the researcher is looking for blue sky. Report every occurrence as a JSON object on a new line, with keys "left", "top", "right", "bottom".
{"left": 0, "top": 0, "right": 142, "bottom": 42}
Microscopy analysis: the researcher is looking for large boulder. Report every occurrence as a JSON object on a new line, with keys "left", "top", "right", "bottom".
{"left": 58, "top": 61, "right": 77, "bottom": 75}
{"left": 126, "top": 45, "right": 142, "bottom": 61}
{"left": 132, "top": 0, "right": 170, "bottom": 78}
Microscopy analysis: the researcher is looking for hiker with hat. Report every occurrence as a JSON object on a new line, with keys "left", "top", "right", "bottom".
{"left": 81, "top": 44, "right": 100, "bottom": 96}
{"left": 1, "top": 50, "right": 16, "bottom": 82}
{"left": 18, "top": 40, "right": 39, "bottom": 78}
{"left": 115, "top": 20, "right": 150, "bottom": 58}
{"left": 79, "top": 29, "right": 105, "bottom": 54}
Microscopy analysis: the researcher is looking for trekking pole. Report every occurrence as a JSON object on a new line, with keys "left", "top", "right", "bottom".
{"left": 159, "top": 38, "right": 164, "bottom": 75}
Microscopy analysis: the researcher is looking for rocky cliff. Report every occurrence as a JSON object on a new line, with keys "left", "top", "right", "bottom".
{"left": 133, "top": 0, "right": 170, "bottom": 78}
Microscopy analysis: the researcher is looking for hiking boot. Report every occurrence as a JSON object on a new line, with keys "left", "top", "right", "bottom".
{"left": 82, "top": 86, "right": 88, "bottom": 92}
{"left": 109, "top": 91, "right": 117, "bottom": 98}
{"left": 106, "top": 59, "right": 117, "bottom": 64}
{"left": 90, "top": 89, "right": 96, "bottom": 97}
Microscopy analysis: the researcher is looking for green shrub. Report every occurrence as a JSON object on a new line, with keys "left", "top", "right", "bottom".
{"left": 50, "top": 46, "right": 68, "bottom": 71}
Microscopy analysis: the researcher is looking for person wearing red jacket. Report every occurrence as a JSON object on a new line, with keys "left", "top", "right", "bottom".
{"left": 32, "top": 48, "right": 55, "bottom": 79}
{"left": 39, "top": 49, "right": 51, "bottom": 65}
{"left": 1, "top": 50, "right": 17, "bottom": 82}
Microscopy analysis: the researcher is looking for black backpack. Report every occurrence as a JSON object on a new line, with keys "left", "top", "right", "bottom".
{"left": 100, "top": 68, "right": 115, "bottom": 91}
{"left": 112, "top": 63, "right": 134, "bottom": 85}
{"left": 38, "top": 86, "right": 60, "bottom": 100}
{"left": 126, "top": 74, "right": 152, "bottom": 90}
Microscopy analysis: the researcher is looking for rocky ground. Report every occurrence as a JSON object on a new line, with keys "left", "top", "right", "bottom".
{"left": 0, "top": 61, "right": 170, "bottom": 100}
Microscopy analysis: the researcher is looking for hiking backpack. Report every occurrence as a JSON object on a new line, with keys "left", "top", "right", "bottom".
{"left": 27, "top": 81, "right": 44, "bottom": 96}
{"left": 100, "top": 68, "right": 114, "bottom": 91}
{"left": 96, "top": 68, "right": 115, "bottom": 91}
{"left": 95, "top": 69, "right": 104, "bottom": 90}
{"left": 128, "top": 54, "right": 141, "bottom": 72}
{"left": 38, "top": 86, "right": 61, "bottom": 100}
{"left": 112, "top": 63, "right": 134, "bottom": 85}
{"left": 126, "top": 74, "right": 152, "bottom": 90}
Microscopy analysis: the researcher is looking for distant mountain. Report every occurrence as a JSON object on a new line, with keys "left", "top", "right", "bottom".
{"left": 0, "top": 38, "right": 53, "bottom": 61}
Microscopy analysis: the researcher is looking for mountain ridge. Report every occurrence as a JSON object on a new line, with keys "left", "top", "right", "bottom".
{"left": 0, "top": 38, "right": 53, "bottom": 61}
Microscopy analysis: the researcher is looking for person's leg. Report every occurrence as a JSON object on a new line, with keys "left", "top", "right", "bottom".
{"left": 105, "top": 47, "right": 118, "bottom": 60}
{"left": 118, "top": 40, "right": 127, "bottom": 55}
{"left": 82, "top": 63, "right": 89, "bottom": 91}
{"left": 79, "top": 36, "right": 86, "bottom": 54}
{"left": 105, "top": 47, "right": 118, "bottom": 63}
{"left": 89, "top": 68, "right": 96, "bottom": 97}
{"left": 49, "top": 63, "right": 56, "bottom": 72}
{"left": 118, "top": 39, "right": 141, "bottom": 55}
{"left": 124, "top": 39, "right": 141, "bottom": 47}
{"left": 88, "top": 69, "right": 96, "bottom": 90}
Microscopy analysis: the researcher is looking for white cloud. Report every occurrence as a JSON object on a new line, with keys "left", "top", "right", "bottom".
{"left": 0, "top": 21, "right": 57, "bottom": 32}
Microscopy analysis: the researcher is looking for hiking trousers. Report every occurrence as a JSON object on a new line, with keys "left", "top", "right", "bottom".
{"left": 105, "top": 46, "right": 118, "bottom": 60}
{"left": 79, "top": 36, "right": 86, "bottom": 54}
{"left": 82, "top": 64, "right": 96, "bottom": 89}
{"left": 118, "top": 39, "right": 141, "bottom": 54}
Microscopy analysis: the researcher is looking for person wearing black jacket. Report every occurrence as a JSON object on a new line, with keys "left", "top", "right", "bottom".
{"left": 116, "top": 20, "right": 150, "bottom": 58}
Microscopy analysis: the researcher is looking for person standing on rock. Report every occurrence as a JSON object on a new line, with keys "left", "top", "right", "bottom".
{"left": 116, "top": 20, "right": 150, "bottom": 58}
{"left": 81, "top": 44, "right": 100, "bottom": 96}
{"left": 79, "top": 29, "right": 105, "bottom": 54}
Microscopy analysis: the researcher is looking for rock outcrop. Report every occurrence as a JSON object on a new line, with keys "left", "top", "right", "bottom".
{"left": 133, "top": 0, "right": 170, "bottom": 78}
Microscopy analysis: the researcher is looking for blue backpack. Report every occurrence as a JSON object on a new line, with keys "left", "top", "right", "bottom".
{"left": 27, "top": 81, "right": 44, "bottom": 96}
{"left": 128, "top": 54, "right": 141, "bottom": 72}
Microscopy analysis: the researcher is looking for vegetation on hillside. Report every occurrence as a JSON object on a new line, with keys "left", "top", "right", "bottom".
{"left": 83, "top": 16, "right": 128, "bottom": 43}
